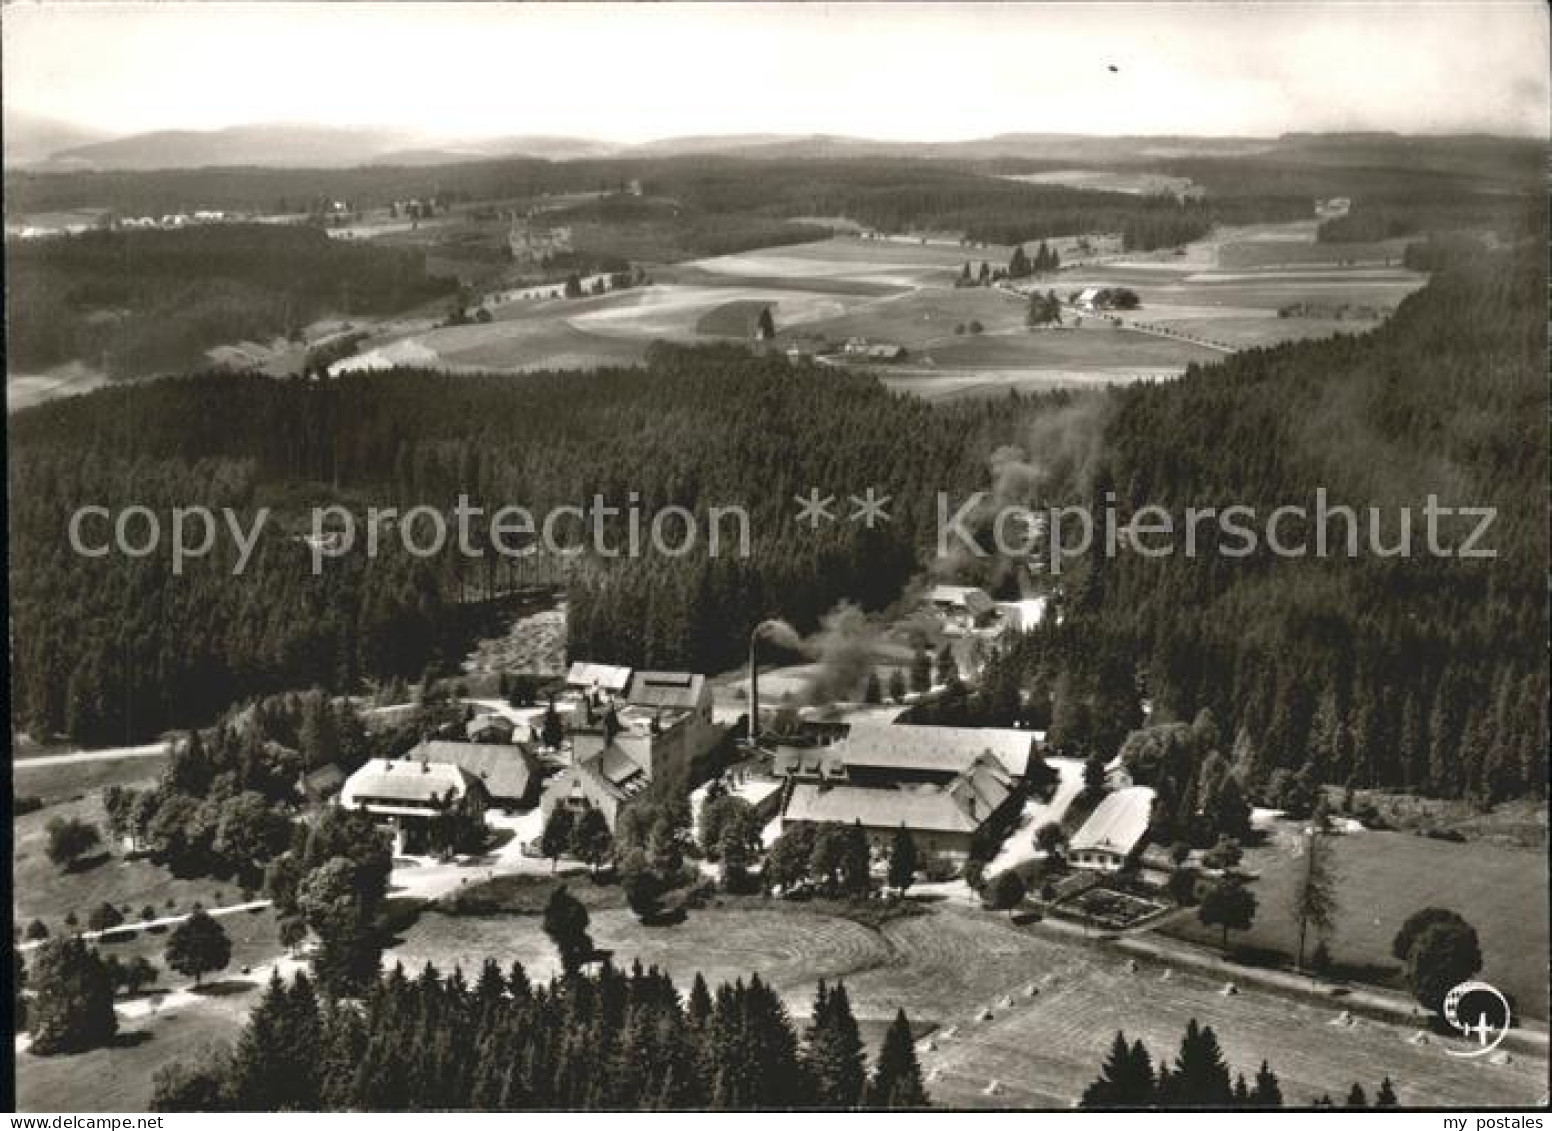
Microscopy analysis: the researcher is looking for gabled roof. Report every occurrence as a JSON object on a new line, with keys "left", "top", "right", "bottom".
{"left": 595, "top": 744, "right": 646, "bottom": 787}
{"left": 837, "top": 723, "right": 1034, "bottom": 778}
{"left": 1070, "top": 786, "right": 1155, "bottom": 856}
{"left": 944, "top": 755, "right": 1016, "bottom": 821}
{"left": 344, "top": 758, "right": 473, "bottom": 805}
{"left": 927, "top": 584, "right": 988, "bottom": 608}
{"left": 784, "top": 782, "right": 980, "bottom": 835}
{"left": 626, "top": 671, "right": 707, "bottom": 711}
{"left": 417, "top": 740, "right": 539, "bottom": 802}
{"left": 567, "top": 662, "right": 634, "bottom": 693}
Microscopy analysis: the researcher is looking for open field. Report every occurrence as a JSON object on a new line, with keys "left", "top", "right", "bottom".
{"left": 14, "top": 749, "right": 168, "bottom": 805}
{"left": 998, "top": 169, "right": 1198, "bottom": 197}
{"left": 1164, "top": 824, "right": 1550, "bottom": 1020}
{"left": 311, "top": 217, "right": 1428, "bottom": 387}
{"left": 918, "top": 327, "right": 1221, "bottom": 369}
{"left": 388, "top": 894, "right": 1546, "bottom": 1108}
{"left": 13, "top": 782, "right": 254, "bottom": 935}
{"left": 7, "top": 359, "right": 111, "bottom": 412}
{"left": 16, "top": 997, "right": 251, "bottom": 1112}
{"left": 922, "top": 941, "right": 1548, "bottom": 1109}
{"left": 877, "top": 367, "right": 1184, "bottom": 401}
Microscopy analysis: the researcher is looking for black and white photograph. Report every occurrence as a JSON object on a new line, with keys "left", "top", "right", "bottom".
{"left": 3, "top": 0, "right": 1548, "bottom": 1114}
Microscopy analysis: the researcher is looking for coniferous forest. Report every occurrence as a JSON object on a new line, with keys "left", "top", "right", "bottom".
{"left": 9, "top": 244, "right": 1545, "bottom": 801}
{"left": 149, "top": 961, "right": 929, "bottom": 1111}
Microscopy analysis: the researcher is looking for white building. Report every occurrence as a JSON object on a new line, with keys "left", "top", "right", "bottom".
{"left": 1068, "top": 785, "right": 1155, "bottom": 871}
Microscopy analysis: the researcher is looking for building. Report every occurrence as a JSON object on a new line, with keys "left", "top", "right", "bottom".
{"left": 1068, "top": 785, "right": 1155, "bottom": 871}
{"left": 548, "top": 669, "right": 723, "bottom": 828}
{"left": 1074, "top": 286, "right": 1103, "bottom": 312}
{"left": 773, "top": 723, "right": 1039, "bottom": 862}
{"left": 996, "top": 596, "right": 1051, "bottom": 632}
{"left": 925, "top": 584, "right": 996, "bottom": 633}
{"left": 340, "top": 757, "right": 479, "bottom": 851}
{"left": 566, "top": 661, "right": 633, "bottom": 699}
{"left": 413, "top": 739, "right": 540, "bottom": 810}
{"left": 781, "top": 752, "right": 1021, "bottom": 862}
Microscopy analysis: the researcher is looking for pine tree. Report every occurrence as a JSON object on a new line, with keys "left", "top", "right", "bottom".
{"left": 1374, "top": 1077, "right": 1398, "bottom": 1108}
{"left": 1345, "top": 1082, "right": 1368, "bottom": 1108}
{"left": 841, "top": 821, "right": 872, "bottom": 897}
{"left": 1081, "top": 1031, "right": 1155, "bottom": 1107}
{"left": 1250, "top": 1059, "right": 1283, "bottom": 1107}
{"left": 1290, "top": 826, "right": 1340, "bottom": 970}
{"left": 1168, "top": 1019, "right": 1233, "bottom": 1107}
{"left": 868, "top": 1009, "right": 927, "bottom": 1108}
{"left": 886, "top": 824, "right": 918, "bottom": 896}
{"left": 804, "top": 981, "right": 867, "bottom": 1107}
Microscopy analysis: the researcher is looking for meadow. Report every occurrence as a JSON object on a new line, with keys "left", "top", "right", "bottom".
{"left": 387, "top": 890, "right": 1547, "bottom": 1108}
{"left": 1164, "top": 825, "right": 1550, "bottom": 1021}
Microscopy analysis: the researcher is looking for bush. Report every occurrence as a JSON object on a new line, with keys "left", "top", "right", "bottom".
{"left": 983, "top": 870, "right": 1027, "bottom": 912}
{"left": 14, "top": 795, "right": 43, "bottom": 816}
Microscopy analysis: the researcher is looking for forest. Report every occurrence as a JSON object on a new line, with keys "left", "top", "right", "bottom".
{"left": 6, "top": 224, "right": 455, "bottom": 375}
{"left": 145, "top": 958, "right": 927, "bottom": 1111}
{"left": 10, "top": 241, "right": 1546, "bottom": 800}
{"left": 976, "top": 241, "right": 1547, "bottom": 802}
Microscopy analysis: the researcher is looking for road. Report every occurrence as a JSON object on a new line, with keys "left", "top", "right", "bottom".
{"left": 14, "top": 741, "right": 172, "bottom": 770}
{"left": 16, "top": 899, "right": 272, "bottom": 953}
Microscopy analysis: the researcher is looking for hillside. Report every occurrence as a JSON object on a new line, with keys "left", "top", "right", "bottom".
{"left": 8, "top": 245, "right": 1545, "bottom": 802}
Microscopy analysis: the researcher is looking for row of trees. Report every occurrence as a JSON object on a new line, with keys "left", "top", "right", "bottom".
{"left": 150, "top": 957, "right": 928, "bottom": 1111}
{"left": 1081, "top": 1019, "right": 1398, "bottom": 1108}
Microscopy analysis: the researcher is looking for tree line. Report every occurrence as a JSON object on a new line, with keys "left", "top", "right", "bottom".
{"left": 147, "top": 956, "right": 928, "bottom": 1111}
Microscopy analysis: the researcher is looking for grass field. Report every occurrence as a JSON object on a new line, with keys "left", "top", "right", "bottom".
{"left": 320, "top": 217, "right": 1428, "bottom": 381}
{"left": 16, "top": 999, "right": 252, "bottom": 1112}
{"left": 998, "top": 170, "right": 1198, "bottom": 197}
{"left": 14, "top": 793, "right": 256, "bottom": 934}
{"left": 920, "top": 327, "right": 1221, "bottom": 370}
{"left": 922, "top": 942, "right": 1548, "bottom": 1109}
{"left": 1164, "top": 824, "right": 1550, "bottom": 1020}
{"left": 13, "top": 753, "right": 168, "bottom": 806}
{"left": 12, "top": 759, "right": 258, "bottom": 941}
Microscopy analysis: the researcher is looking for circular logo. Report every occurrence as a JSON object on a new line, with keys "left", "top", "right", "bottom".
{"left": 1441, "top": 980, "right": 1511, "bottom": 1058}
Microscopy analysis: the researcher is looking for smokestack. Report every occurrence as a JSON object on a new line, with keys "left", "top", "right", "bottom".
{"left": 749, "top": 635, "right": 760, "bottom": 747}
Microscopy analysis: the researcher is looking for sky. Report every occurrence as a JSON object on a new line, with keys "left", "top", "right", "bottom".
{"left": 4, "top": 1, "right": 1549, "bottom": 142}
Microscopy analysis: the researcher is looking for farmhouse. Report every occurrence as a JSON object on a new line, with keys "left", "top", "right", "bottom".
{"left": 566, "top": 661, "right": 633, "bottom": 699}
{"left": 1068, "top": 785, "right": 1155, "bottom": 871}
{"left": 414, "top": 739, "right": 541, "bottom": 809}
{"left": 1074, "top": 286, "right": 1103, "bottom": 312}
{"left": 549, "top": 669, "right": 723, "bottom": 827}
{"left": 340, "top": 757, "right": 478, "bottom": 851}
{"left": 782, "top": 753, "right": 1021, "bottom": 862}
{"left": 773, "top": 723, "right": 1038, "bottom": 861}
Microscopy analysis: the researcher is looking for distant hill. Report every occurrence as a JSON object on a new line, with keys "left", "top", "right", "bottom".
{"left": 3, "top": 109, "right": 116, "bottom": 167}
{"left": 369, "top": 135, "right": 620, "bottom": 166}
{"left": 36, "top": 123, "right": 425, "bottom": 171}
